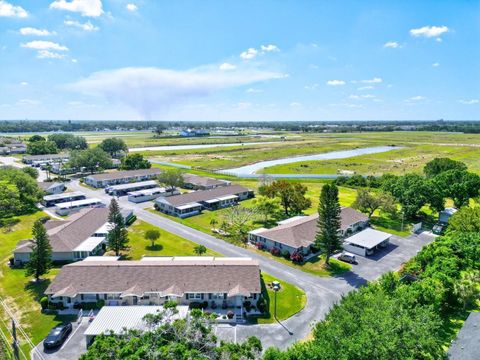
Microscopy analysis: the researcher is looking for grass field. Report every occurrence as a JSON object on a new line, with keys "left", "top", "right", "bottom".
{"left": 0, "top": 211, "right": 77, "bottom": 357}
{"left": 253, "top": 272, "right": 307, "bottom": 324}
{"left": 118, "top": 220, "right": 222, "bottom": 259}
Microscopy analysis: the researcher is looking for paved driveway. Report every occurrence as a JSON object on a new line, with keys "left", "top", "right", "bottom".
{"left": 68, "top": 180, "right": 435, "bottom": 350}
{"left": 32, "top": 318, "right": 88, "bottom": 360}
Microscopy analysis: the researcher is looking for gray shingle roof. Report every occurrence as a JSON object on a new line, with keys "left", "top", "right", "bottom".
{"left": 45, "top": 258, "right": 261, "bottom": 298}
{"left": 159, "top": 184, "right": 251, "bottom": 207}
{"left": 448, "top": 312, "right": 480, "bottom": 360}
{"left": 86, "top": 168, "right": 161, "bottom": 181}
{"left": 253, "top": 207, "right": 368, "bottom": 249}
{"left": 182, "top": 174, "right": 230, "bottom": 188}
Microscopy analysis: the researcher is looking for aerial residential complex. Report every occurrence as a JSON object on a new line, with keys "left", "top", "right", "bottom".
{"left": 84, "top": 168, "right": 162, "bottom": 188}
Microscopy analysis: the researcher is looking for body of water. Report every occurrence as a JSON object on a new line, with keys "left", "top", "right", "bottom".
{"left": 129, "top": 141, "right": 277, "bottom": 152}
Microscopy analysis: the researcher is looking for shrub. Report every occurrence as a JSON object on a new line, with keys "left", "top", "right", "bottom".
{"left": 40, "top": 297, "right": 49, "bottom": 310}
{"left": 257, "top": 298, "right": 266, "bottom": 313}
{"left": 125, "top": 215, "right": 137, "bottom": 226}
{"left": 39, "top": 216, "right": 51, "bottom": 224}
{"left": 227, "top": 311, "right": 234, "bottom": 319}
{"left": 291, "top": 251, "right": 304, "bottom": 264}
{"left": 243, "top": 301, "right": 252, "bottom": 312}
{"left": 8, "top": 257, "right": 14, "bottom": 266}
{"left": 96, "top": 299, "right": 105, "bottom": 308}
{"left": 189, "top": 301, "right": 208, "bottom": 310}
{"left": 270, "top": 247, "right": 281, "bottom": 256}
{"left": 282, "top": 250, "right": 290, "bottom": 259}
{"left": 256, "top": 242, "right": 264, "bottom": 250}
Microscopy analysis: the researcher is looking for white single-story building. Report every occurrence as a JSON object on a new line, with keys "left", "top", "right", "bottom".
{"left": 342, "top": 228, "right": 392, "bottom": 256}
{"left": 84, "top": 168, "right": 162, "bottom": 188}
{"left": 128, "top": 187, "right": 180, "bottom": 203}
{"left": 38, "top": 182, "right": 66, "bottom": 195}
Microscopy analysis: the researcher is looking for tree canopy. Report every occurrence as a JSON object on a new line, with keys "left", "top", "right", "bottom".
{"left": 48, "top": 133, "right": 88, "bottom": 150}
{"left": 157, "top": 169, "right": 184, "bottom": 194}
{"left": 98, "top": 138, "right": 128, "bottom": 157}
{"left": 25, "top": 220, "right": 52, "bottom": 282}
{"left": 448, "top": 206, "right": 480, "bottom": 233}
{"left": 26, "top": 140, "right": 58, "bottom": 155}
{"left": 424, "top": 158, "right": 467, "bottom": 178}
{"left": 120, "top": 153, "right": 151, "bottom": 170}
{"left": 352, "top": 189, "right": 396, "bottom": 218}
{"left": 259, "top": 180, "right": 311, "bottom": 216}
{"left": 107, "top": 199, "right": 129, "bottom": 256}
{"left": 69, "top": 147, "right": 113, "bottom": 173}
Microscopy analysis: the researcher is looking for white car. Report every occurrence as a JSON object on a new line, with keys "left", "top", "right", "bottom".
{"left": 338, "top": 251, "right": 357, "bottom": 264}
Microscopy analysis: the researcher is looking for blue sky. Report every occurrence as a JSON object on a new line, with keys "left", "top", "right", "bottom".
{"left": 0, "top": 0, "right": 479, "bottom": 121}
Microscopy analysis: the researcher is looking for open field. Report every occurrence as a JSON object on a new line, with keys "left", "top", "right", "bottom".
{"left": 140, "top": 132, "right": 480, "bottom": 174}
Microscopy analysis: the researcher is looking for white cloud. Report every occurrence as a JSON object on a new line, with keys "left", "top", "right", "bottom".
{"left": 240, "top": 48, "right": 258, "bottom": 60}
{"left": 384, "top": 41, "right": 400, "bottom": 48}
{"left": 360, "top": 77, "right": 382, "bottom": 84}
{"left": 357, "top": 86, "right": 374, "bottom": 91}
{"left": 71, "top": 58, "right": 78, "bottom": 63}
{"left": 50, "top": 0, "right": 103, "bottom": 17}
{"left": 0, "top": 0, "right": 27, "bottom": 17}
{"left": 349, "top": 94, "right": 376, "bottom": 100}
{"left": 16, "top": 99, "right": 40, "bottom": 106}
{"left": 326, "top": 80, "right": 345, "bottom": 86}
{"left": 246, "top": 88, "right": 263, "bottom": 93}
{"left": 126, "top": 3, "right": 137, "bottom": 11}
{"left": 219, "top": 62, "right": 236, "bottom": 71}
{"left": 20, "top": 27, "right": 55, "bottom": 36}
{"left": 304, "top": 84, "right": 319, "bottom": 91}
{"left": 20, "top": 81, "right": 28, "bottom": 86}
{"left": 64, "top": 19, "right": 99, "bottom": 31}
{"left": 432, "top": 62, "right": 440, "bottom": 67}
{"left": 261, "top": 44, "right": 279, "bottom": 52}
{"left": 21, "top": 40, "right": 68, "bottom": 51}
{"left": 407, "top": 96, "right": 426, "bottom": 102}
{"left": 330, "top": 102, "right": 363, "bottom": 109}
{"left": 66, "top": 65, "right": 285, "bottom": 119}
{"left": 37, "top": 50, "right": 66, "bottom": 59}
{"left": 459, "top": 99, "right": 479, "bottom": 105}
{"left": 410, "top": 25, "right": 449, "bottom": 38}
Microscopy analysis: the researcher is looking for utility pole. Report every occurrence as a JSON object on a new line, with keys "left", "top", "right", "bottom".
{"left": 12, "top": 319, "right": 19, "bottom": 360}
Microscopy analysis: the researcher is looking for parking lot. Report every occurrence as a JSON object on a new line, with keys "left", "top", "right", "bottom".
{"left": 32, "top": 318, "right": 89, "bottom": 360}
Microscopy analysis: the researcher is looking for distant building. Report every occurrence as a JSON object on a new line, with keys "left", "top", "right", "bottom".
{"left": 0, "top": 137, "right": 26, "bottom": 154}
{"left": 84, "top": 168, "right": 162, "bottom": 188}
{"left": 179, "top": 129, "right": 210, "bottom": 137}
{"left": 22, "top": 153, "right": 69, "bottom": 166}
{"left": 182, "top": 173, "right": 231, "bottom": 190}
{"left": 38, "top": 181, "right": 66, "bottom": 195}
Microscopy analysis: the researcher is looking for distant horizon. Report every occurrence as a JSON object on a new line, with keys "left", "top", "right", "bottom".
{"left": 1, "top": 1, "right": 478, "bottom": 121}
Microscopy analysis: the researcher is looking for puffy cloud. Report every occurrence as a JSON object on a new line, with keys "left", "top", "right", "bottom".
{"left": 410, "top": 25, "right": 449, "bottom": 38}
{"left": 219, "top": 62, "right": 236, "bottom": 71}
{"left": 20, "top": 27, "right": 54, "bottom": 36}
{"left": 20, "top": 81, "right": 28, "bottom": 86}
{"left": 0, "top": 0, "right": 27, "bottom": 17}
{"left": 126, "top": 3, "right": 137, "bottom": 11}
{"left": 64, "top": 19, "right": 99, "bottom": 31}
{"left": 240, "top": 48, "right": 258, "bottom": 60}
{"left": 37, "top": 50, "right": 66, "bottom": 59}
{"left": 432, "top": 62, "right": 440, "bottom": 67}
{"left": 50, "top": 0, "right": 103, "bottom": 17}
{"left": 357, "top": 86, "right": 374, "bottom": 90}
{"left": 66, "top": 66, "right": 285, "bottom": 119}
{"left": 326, "top": 80, "right": 345, "bottom": 86}
{"left": 459, "top": 99, "right": 479, "bottom": 105}
{"left": 384, "top": 41, "right": 400, "bottom": 48}
{"left": 261, "top": 44, "right": 279, "bottom": 52}
{"left": 246, "top": 88, "right": 263, "bottom": 93}
{"left": 21, "top": 40, "right": 68, "bottom": 51}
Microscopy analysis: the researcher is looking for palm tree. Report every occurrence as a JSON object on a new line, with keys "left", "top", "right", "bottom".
{"left": 209, "top": 218, "right": 218, "bottom": 230}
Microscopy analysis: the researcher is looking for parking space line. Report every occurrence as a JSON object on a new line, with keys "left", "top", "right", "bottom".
{"left": 60, "top": 320, "right": 83, "bottom": 351}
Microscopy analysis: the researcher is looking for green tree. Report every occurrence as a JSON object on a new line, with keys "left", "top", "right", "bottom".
{"left": 194, "top": 244, "right": 207, "bottom": 256}
{"left": 120, "top": 153, "right": 151, "bottom": 170}
{"left": 25, "top": 220, "right": 52, "bottom": 282}
{"left": 454, "top": 271, "right": 480, "bottom": 309}
{"left": 434, "top": 170, "right": 480, "bottom": 208}
{"left": 315, "top": 184, "right": 341, "bottom": 266}
{"left": 0, "top": 180, "right": 22, "bottom": 219}
{"left": 383, "top": 173, "right": 428, "bottom": 218}
{"left": 22, "top": 166, "right": 39, "bottom": 180}
{"left": 209, "top": 217, "right": 218, "bottom": 229}
{"left": 259, "top": 180, "right": 311, "bottom": 216}
{"left": 107, "top": 199, "right": 129, "bottom": 256}
{"left": 157, "top": 169, "right": 184, "bottom": 194}
{"left": 352, "top": 189, "right": 397, "bottom": 218}
{"left": 221, "top": 206, "right": 257, "bottom": 243}
{"left": 0, "top": 167, "right": 42, "bottom": 214}
{"left": 98, "top": 138, "right": 128, "bottom": 157}
{"left": 424, "top": 158, "right": 467, "bottom": 178}
{"left": 26, "top": 140, "right": 58, "bottom": 155}
{"left": 145, "top": 229, "right": 160, "bottom": 248}
{"left": 69, "top": 147, "right": 113, "bottom": 173}
{"left": 48, "top": 133, "right": 87, "bottom": 150}
{"left": 28, "top": 135, "right": 46, "bottom": 142}
{"left": 253, "top": 195, "right": 281, "bottom": 224}
{"left": 448, "top": 206, "right": 480, "bottom": 233}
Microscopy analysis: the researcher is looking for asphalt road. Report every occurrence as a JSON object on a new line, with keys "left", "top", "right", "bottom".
{"left": 68, "top": 179, "right": 435, "bottom": 350}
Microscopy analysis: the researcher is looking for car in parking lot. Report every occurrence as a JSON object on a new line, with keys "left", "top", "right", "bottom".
{"left": 43, "top": 323, "right": 72, "bottom": 349}
{"left": 338, "top": 251, "right": 357, "bottom": 264}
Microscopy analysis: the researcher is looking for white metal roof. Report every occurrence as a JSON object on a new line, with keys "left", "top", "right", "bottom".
{"left": 216, "top": 194, "right": 238, "bottom": 201}
{"left": 106, "top": 180, "right": 157, "bottom": 191}
{"left": 176, "top": 202, "right": 202, "bottom": 210}
{"left": 56, "top": 198, "right": 103, "bottom": 209}
{"left": 84, "top": 305, "right": 188, "bottom": 336}
{"left": 128, "top": 187, "right": 165, "bottom": 196}
{"left": 344, "top": 228, "right": 392, "bottom": 249}
{"left": 83, "top": 256, "right": 120, "bottom": 262}
{"left": 73, "top": 237, "right": 105, "bottom": 252}
{"left": 43, "top": 191, "right": 85, "bottom": 201}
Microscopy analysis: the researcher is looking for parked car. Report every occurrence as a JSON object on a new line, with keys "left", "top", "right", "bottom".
{"left": 432, "top": 223, "right": 445, "bottom": 235}
{"left": 338, "top": 251, "right": 357, "bottom": 264}
{"left": 43, "top": 323, "right": 72, "bottom": 349}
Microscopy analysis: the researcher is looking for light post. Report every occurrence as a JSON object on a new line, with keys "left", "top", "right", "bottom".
{"left": 272, "top": 281, "right": 281, "bottom": 320}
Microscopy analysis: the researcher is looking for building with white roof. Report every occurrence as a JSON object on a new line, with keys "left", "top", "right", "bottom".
{"left": 342, "top": 228, "right": 392, "bottom": 256}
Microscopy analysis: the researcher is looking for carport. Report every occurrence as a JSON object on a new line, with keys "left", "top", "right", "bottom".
{"left": 343, "top": 228, "right": 391, "bottom": 256}
{"left": 84, "top": 305, "right": 188, "bottom": 347}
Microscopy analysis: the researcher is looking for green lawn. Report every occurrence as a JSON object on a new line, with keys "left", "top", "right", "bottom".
{"left": 119, "top": 219, "right": 222, "bottom": 259}
{"left": 251, "top": 272, "right": 307, "bottom": 324}
{"left": 0, "top": 211, "right": 77, "bottom": 355}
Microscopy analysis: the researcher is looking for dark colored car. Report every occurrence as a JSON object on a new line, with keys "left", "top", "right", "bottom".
{"left": 43, "top": 323, "right": 72, "bottom": 349}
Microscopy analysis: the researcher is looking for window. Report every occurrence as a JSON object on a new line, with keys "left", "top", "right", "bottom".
{"left": 211, "top": 293, "right": 223, "bottom": 299}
